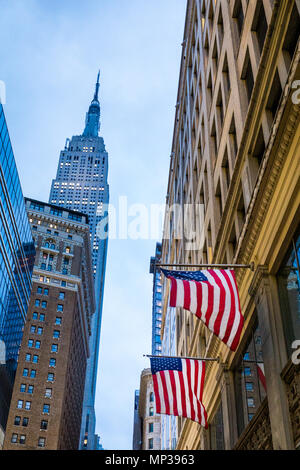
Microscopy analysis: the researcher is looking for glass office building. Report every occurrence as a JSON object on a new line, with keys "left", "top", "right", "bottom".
{"left": 149, "top": 243, "right": 163, "bottom": 355}
{"left": 0, "top": 103, "right": 35, "bottom": 431}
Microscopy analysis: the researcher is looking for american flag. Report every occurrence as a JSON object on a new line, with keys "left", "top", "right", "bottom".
{"left": 161, "top": 268, "right": 244, "bottom": 351}
{"left": 150, "top": 356, "right": 208, "bottom": 428}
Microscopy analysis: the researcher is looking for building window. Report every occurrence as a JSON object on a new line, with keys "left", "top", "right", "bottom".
{"left": 37, "top": 327, "right": 43, "bottom": 335}
{"left": 35, "top": 299, "right": 40, "bottom": 307}
{"left": 22, "top": 417, "right": 29, "bottom": 427}
{"left": 58, "top": 292, "right": 65, "bottom": 300}
{"left": 41, "top": 301, "right": 47, "bottom": 309}
{"left": 14, "top": 416, "right": 21, "bottom": 426}
{"left": 247, "top": 398, "right": 255, "bottom": 408}
{"left": 17, "top": 400, "right": 23, "bottom": 409}
{"left": 57, "top": 304, "right": 63, "bottom": 312}
{"left": 252, "top": 0, "right": 268, "bottom": 54}
{"left": 43, "top": 404, "right": 50, "bottom": 414}
{"left": 35, "top": 340, "right": 41, "bottom": 349}
{"left": 40, "top": 420, "right": 48, "bottom": 430}
{"left": 149, "top": 392, "right": 154, "bottom": 402}
{"left": 30, "top": 370, "right": 36, "bottom": 378}
{"left": 22, "top": 368, "right": 29, "bottom": 377}
{"left": 234, "top": 319, "right": 266, "bottom": 437}
{"left": 39, "top": 313, "right": 45, "bottom": 322}
{"left": 45, "top": 388, "right": 52, "bottom": 398}
{"left": 149, "top": 422, "right": 154, "bottom": 433}
{"left": 53, "top": 330, "right": 60, "bottom": 338}
{"left": 19, "top": 434, "right": 26, "bottom": 445}
{"left": 28, "top": 385, "right": 34, "bottom": 394}
{"left": 277, "top": 229, "right": 300, "bottom": 356}
{"left": 11, "top": 434, "right": 18, "bottom": 443}
{"left": 49, "top": 358, "right": 56, "bottom": 368}
{"left": 233, "top": 0, "right": 244, "bottom": 36}
{"left": 32, "top": 355, "right": 39, "bottom": 363}
{"left": 25, "top": 401, "right": 31, "bottom": 410}
{"left": 47, "top": 373, "right": 54, "bottom": 382}
{"left": 55, "top": 317, "right": 62, "bottom": 325}
{"left": 149, "top": 407, "right": 154, "bottom": 416}
{"left": 38, "top": 437, "right": 46, "bottom": 448}
{"left": 242, "top": 50, "right": 254, "bottom": 103}
{"left": 148, "top": 438, "right": 153, "bottom": 450}
{"left": 37, "top": 286, "right": 43, "bottom": 294}
{"left": 209, "top": 402, "right": 225, "bottom": 450}
{"left": 20, "top": 384, "right": 26, "bottom": 393}
{"left": 51, "top": 344, "right": 58, "bottom": 353}
{"left": 32, "top": 312, "right": 38, "bottom": 320}
{"left": 30, "top": 325, "right": 36, "bottom": 334}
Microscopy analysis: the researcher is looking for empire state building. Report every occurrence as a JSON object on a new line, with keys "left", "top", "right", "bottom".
{"left": 49, "top": 72, "right": 109, "bottom": 449}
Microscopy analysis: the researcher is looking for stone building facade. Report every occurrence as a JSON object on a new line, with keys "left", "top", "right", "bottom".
{"left": 3, "top": 199, "right": 95, "bottom": 450}
{"left": 160, "top": 0, "right": 300, "bottom": 450}
{"left": 138, "top": 369, "right": 161, "bottom": 450}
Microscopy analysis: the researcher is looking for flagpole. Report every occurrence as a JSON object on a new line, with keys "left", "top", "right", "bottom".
{"left": 144, "top": 354, "right": 220, "bottom": 363}
{"left": 156, "top": 262, "right": 255, "bottom": 271}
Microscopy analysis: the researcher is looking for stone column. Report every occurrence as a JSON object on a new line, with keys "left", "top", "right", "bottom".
{"left": 216, "top": 363, "right": 238, "bottom": 449}
{"left": 249, "top": 267, "right": 294, "bottom": 449}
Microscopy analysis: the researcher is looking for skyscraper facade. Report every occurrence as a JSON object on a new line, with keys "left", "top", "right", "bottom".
{"left": 0, "top": 103, "right": 35, "bottom": 443}
{"left": 160, "top": 0, "right": 300, "bottom": 450}
{"left": 149, "top": 243, "right": 163, "bottom": 356}
{"left": 4, "top": 198, "right": 95, "bottom": 450}
{"left": 49, "top": 72, "right": 109, "bottom": 449}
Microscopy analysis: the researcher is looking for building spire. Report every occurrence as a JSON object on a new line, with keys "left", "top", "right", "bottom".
{"left": 94, "top": 70, "right": 100, "bottom": 101}
{"left": 83, "top": 71, "right": 101, "bottom": 138}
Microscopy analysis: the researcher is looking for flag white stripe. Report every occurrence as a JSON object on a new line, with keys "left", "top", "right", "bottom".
{"left": 189, "top": 281, "right": 197, "bottom": 314}
{"left": 176, "top": 279, "right": 184, "bottom": 308}
{"left": 181, "top": 360, "right": 191, "bottom": 419}
{"left": 164, "top": 371, "right": 174, "bottom": 415}
{"left": 190, "top": 359, "right": 199, "bottom": 422}
{"left": 200, "top": 280, "right": 208, "bottom": 321}
{"left": 226, "top": 270, "right": 241, "bottom": 348}
{"left": 196, "top": 360, "right": 202, "bottom": 399}
{"left": 173, "top": 371, "right": 182, "bottom": 416}
{"left": 217, "top": 270, "right": 232, "bottom": 340}
{"left": 203, "top": 270, "right": 221, "bottom": 331}
{"left": 156, "top": 372, "right": 166, "bottom": 414}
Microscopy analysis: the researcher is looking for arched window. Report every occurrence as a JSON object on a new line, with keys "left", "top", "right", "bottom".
{"left": 149, "top": 407, "right": 154, "bottom": 416}
{"left": 149, "top": 392, "right": 154, "bottom": 402}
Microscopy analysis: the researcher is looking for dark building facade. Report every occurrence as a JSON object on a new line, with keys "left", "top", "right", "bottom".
{"left": 0, "top": 104, "right": 35, "bottom": 444}
{"left": 3, "top": 199, "right": 95, "bottom": 450}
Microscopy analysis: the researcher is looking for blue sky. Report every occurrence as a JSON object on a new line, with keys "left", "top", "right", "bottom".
{"left": 0, "top": 0, "right": 186, "bottom": 449}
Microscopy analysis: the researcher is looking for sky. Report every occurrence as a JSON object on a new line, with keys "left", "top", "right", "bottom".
{"left": 0, "top": 0, "right": 187, "bottom": 449}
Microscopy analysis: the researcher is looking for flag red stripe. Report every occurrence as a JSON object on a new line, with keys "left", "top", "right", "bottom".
{"left": 204, "top": 282, "right": 215, "bottom": 325}
{"left": 182, "top": 280, "right": 191, "bottom": 311}
{"left": 230, "top": 272, "right": 244, "bottom": 351}
{"left": 159, "top": 371, "right": 170, "bottom": 415}
{"left": 257, "top": 364, "right": 267, "bottom": 391}
{"left": 152, "top": 374, "right": 161, "bottom": 414}
{"left": 185, "top": 360, "right": 195, "bottom": 421}
{"left": 195, "top": 281, "right": 203, "bottom": 319}
{"left": 220, "top": 269, "right": 236, "bottom": 345}
{"left": 170, "top": 277, "right": 177, "bottom": 307}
